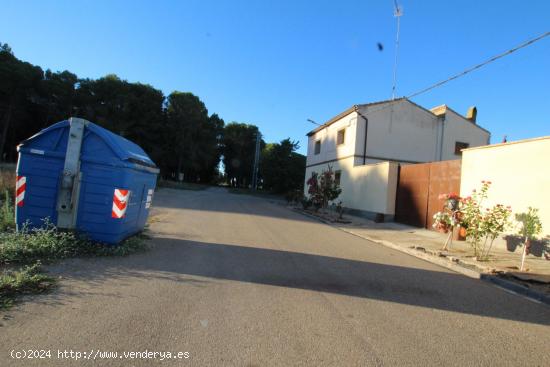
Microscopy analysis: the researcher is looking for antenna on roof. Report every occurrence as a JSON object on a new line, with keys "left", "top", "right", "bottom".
{"left": 391, "top": 0, "right": 403, "bottom": 100}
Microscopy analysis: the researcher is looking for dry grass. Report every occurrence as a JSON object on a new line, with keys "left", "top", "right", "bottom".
{"left": 0, "top": 164, "right": 16, "bottom": 198}
{"left": 0, "top": 165, "right": 16, "bottom": 231}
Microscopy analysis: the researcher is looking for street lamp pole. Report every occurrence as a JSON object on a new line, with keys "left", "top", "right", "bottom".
{"left": 251, "top": 131, "right": 261, "bottom": 190}
{"left": 307, "top": 118, "right": 321, "bottom": 126}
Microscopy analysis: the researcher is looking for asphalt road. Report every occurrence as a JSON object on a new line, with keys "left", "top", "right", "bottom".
{"left": 1, "top": 187, "right": 549, "bottom": 366}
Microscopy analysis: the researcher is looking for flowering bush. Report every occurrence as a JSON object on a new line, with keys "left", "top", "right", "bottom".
{"left": 482, "top": 204, "right": 512, "bottom": 240}
{"left": 434, "top": 181, "right": 512, "bottom": 258}
{"left": 434, "top": 194, "right": 462, "bottom": 228}
{"left": 306, "top": 172, "right": 322, "bottom": 210}
{"left": 432, "top": 211, "right": 452, "bottom": 232}
{"left": 479, "top": 203, "right": 512, "bottom": 259}
{"left": 438, "top": 192, "right": 461, "bottom": 211}
{"left": 305, "top": 166, "right": 342, "bottom": 211}
{"left": 460, "top": 181, "right": 511, "bottom": 259}
{"left": 319, "top": 167, "right": 341, "bottom": 209}
{"left": 433, "top": 192, "right": 463, "bottom": 249}
{"left": 460, "top": 181, "right": 488, "bottom": 257}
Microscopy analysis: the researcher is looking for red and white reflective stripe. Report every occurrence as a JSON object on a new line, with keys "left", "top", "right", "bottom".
{"left": 112, "top": 189, "right": 130, "bottom": 218}
{"left": 15, "top": 176, "right": 26, "bottom": 207}
{"left": 145, "top": 189, "right": 154, "bottom": 209}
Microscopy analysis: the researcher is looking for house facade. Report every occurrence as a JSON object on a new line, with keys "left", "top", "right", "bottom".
{"left": 304, "top": 98, "right": 491, "bottom": 219}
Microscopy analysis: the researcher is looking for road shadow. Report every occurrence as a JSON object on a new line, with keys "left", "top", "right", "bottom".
{"left": 38, "top": 237, "right": 550, "bottom": 326}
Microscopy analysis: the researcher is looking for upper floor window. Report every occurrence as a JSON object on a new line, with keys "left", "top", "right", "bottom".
{"left": 314, "top": 140, "right": 321, "bottom": 155}
{"left": 337, "top": 128, "right": 345, "bottom": 145}
{"left": 455, "top": 141, "right": 469, "bottom": 155}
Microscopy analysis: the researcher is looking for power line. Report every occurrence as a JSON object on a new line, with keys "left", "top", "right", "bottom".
{"left": 363, "top": 31, "right": 550, "bottom": 117}
{"left": 407, "top": 31, "right": 550, "bottom": 99}
{"left": 308, "top": 31, "right": 549, "bottom": 131}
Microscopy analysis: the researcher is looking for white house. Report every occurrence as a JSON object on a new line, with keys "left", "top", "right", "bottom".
{"left": 304, "top": 98, "right": 491, "bottom": 219}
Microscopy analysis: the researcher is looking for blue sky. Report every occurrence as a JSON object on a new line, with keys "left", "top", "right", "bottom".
{"left": 2, "top": 0, "right": 549, "bottom": 154}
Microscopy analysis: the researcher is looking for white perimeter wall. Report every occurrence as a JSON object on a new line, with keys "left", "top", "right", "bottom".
{"left": 305, "top": 158, "right": 398, "bottom": 215}
{"left": 461, "top": 136, "right": 550, "bottom": 237}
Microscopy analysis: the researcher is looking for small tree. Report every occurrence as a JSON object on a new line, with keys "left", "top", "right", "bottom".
{"left": 515, "top": 207, "right": 543, "bottom": 271}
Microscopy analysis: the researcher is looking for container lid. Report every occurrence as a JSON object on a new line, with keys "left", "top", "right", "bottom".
{"left": 18, "top": 119, "right": 158, "bottom": 171}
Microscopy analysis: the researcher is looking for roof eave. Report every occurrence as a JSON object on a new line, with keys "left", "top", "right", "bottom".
{"left": 306, "top": 105, "right": 358, "bottom": 136}
{"left": 306, "top": 98, "right": 409, "bottom": 137}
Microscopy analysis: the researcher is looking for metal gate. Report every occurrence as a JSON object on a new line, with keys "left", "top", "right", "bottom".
{"left": 395, "top": 160, "right": 461, "bottom": 229}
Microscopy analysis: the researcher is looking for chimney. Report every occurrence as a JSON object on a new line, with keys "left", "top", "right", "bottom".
{"left": 466, "top": 106, "right": 477, "bottom": 123}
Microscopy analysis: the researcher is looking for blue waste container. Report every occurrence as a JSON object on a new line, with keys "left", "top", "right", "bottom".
{"left": 15, "top": 117, "right": 159, "bottom": 244}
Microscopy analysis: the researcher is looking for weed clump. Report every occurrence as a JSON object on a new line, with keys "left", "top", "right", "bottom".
{"left": 1, "top": 262, "right": 55, "bottom": 309}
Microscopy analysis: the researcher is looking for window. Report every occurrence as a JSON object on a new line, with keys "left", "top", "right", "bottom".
{"left": 455, "top": 141, "right": 470, "bottom": 155}
{"left": 337, "top": 128, "right": 345, "bottom": 145}
{"left": 314, "top": 140, "right": 321, "bottom": 155}
{"left": 334, "top": 170, "right": 341, "bottom": 186}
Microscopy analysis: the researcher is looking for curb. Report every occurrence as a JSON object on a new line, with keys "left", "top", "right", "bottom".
{"left": 292, "top": 208, "right": 550, "bottom": 307}
{"left": 480, "top": 274, "right": 550, "bottom": 305}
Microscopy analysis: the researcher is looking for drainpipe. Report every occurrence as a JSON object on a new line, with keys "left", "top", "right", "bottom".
{"left": 355, "top": 107, "right": 369, "bottom": 165}
{"left": 438, "top": 115, "right": 445, "bottom": 161}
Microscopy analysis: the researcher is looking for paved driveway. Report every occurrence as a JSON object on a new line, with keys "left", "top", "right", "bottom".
{"left": 1, "top": 187, "right": 549, "bottom": 366}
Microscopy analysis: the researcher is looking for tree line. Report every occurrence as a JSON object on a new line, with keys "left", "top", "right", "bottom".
{"left": 0, "top": 42, "right": 305, "bottom": 192}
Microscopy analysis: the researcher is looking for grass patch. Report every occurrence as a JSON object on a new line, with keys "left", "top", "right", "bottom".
{"left": 0, "top": 166, "right": 150, "bottom": 309}
{"left": 1, "top": 262, "right": 56, "bottom": 309}
{"left": 86, "top": 231, "right": 150, "bottom": 257}
{"left": 0, "top": 227, "right": 149, "bottom": 309}
{"left": 0, "top": 222, "right": 150, "bottom": 265}
{"left": 0, "top": 224, "right": 149, "bottom": 309}
{"left": 157, "top": 180, "right": 208, "bottom": 191}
